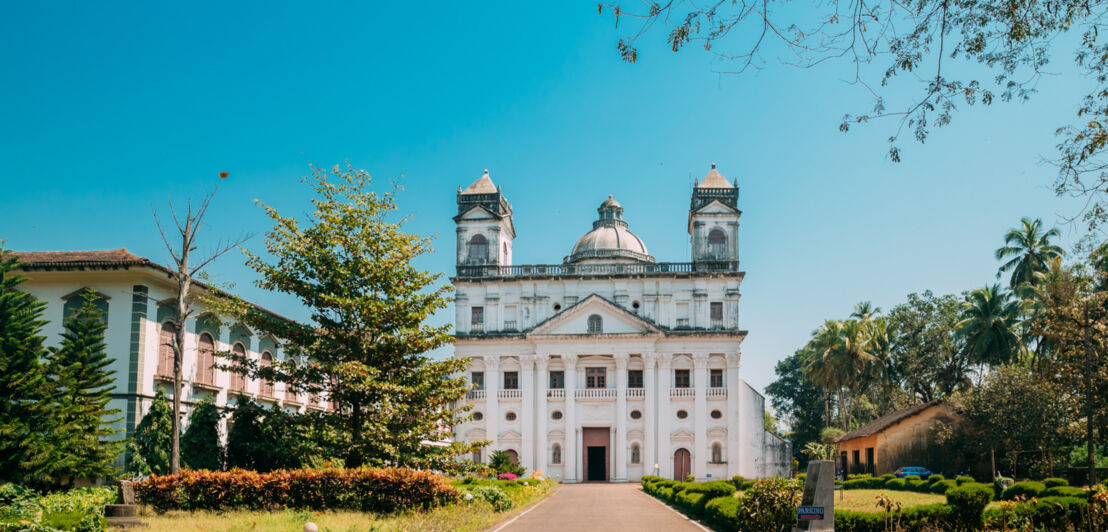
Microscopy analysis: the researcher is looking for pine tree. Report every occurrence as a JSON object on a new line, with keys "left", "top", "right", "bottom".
{"left": 181, "top": 397, "right": 223, "bottom": 471}
{"left": 44, "top": 291, "right": 125, "bottom": 486}
{"left": 224, "top": 397, "right": 265, "bottom": 470}
{"left": 129, "top": 389, "right": 172, "bottom": 475}
{"left": 0, "top": 247, "right": 54, "bottom": 484}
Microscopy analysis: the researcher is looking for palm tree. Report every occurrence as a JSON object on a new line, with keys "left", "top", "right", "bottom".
{"left": 850, "top": 301, "right": 882, "bottom": 321}
{"left": 996, "top": 218, "right": 1065, "bottom": 291}
{"left": 807, "top": 320, "right": 878, "bottom": 430}
{"left": 957, "top": 284, "right": 1026, "bottom": 367}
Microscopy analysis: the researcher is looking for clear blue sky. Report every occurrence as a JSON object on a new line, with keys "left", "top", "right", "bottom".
{"left": 0, "top": 1, "right": 1090, "bottom": 396}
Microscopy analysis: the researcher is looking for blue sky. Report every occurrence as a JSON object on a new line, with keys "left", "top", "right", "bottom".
{"left": 0, "top": 1, "right": 1091, "bottom": 396}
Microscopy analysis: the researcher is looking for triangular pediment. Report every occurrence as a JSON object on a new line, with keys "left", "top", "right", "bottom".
{"left": 693, "top": 199, "right": 739, "bottom": 215}
{"left": 455, "top": 205, "right": 500, "bottom": 221}
{"left": 527, "top": 294, "right": 663, "bottom": 337}
{"left": 671, "top": 428, "right": 695, "bottom": 440}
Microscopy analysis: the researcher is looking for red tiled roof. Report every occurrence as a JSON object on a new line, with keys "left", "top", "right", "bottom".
{"left": 836, "top": 400, "right": 947, "bottom": 442}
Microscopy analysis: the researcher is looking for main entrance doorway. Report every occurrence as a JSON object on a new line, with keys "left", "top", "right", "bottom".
{"left": 673, "top": 448, "right": 691, "bottom": 481}
{"left": 582, "top": 427, "right": 609, "bottom": 482}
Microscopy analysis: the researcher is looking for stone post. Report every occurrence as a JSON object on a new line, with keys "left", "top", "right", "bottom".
{"left": 793, "top": 460, "right": 835, "bottom": 532}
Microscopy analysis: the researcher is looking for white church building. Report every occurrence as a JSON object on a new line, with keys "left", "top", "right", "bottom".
{"left": 451, "top": 165, "right": 790, "bottom": 483}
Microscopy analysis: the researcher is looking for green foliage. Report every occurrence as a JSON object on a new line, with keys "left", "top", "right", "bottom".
{"left": 765, "top": 350, "right": 825, "bottom": 467}
{"left": 955, "top": 475, "right": 975, "bottom": 485}
{"left": 842, "top": 477, "right": 887, "bottom": 490}
{"left": 224, "top": 397, "right": 264, "bottom": 470}
{"left": 734, "top": 477, "right": 801, "bottom": 532}
{"left": 128, "top": 389, "right": 172, "bottom": 475}
{"left": 946, "top": 483, "right": 994, "bottom": 528}
{"left": 488, "top": 450, "right": 524, "bottom": 477}
{"left": 819, "top": 427, "right": 845, "bottom": 444}
{"left": 1043, "top": 477, "right": 1069, "bottom": 488}
{"left": 931, "top": 479, "right": 956, "bottom": 494}
{"left": 0, "top": 484, "right": 115, "bottom": 532}
{"left": 181, "top": 397, "right": 223, "bottom": 471}
{"left": 681, "top": 480, "right": 735, "bottom": 499}
{"left": 1043, "top": 486, "right": 1087, "bottom": 498}
{"left": 210, "top": 165, "right": 474, "bottom": 469}
{"left": 729, "top": 475, "right": 745, "bottom": 489}
{"left": 470, "top": 485, "right": 512, "bottom": 512}
{"left": 885, "top": 478, "right": 907, "bottom": 490}
{"left": 1000, "top": 480, "right": 1045, "bottom": 500}
{"left": 704, "top": 495, "right": 741, "bottom": 530}
{"left": 223, "top": 398, "right": 327, "bottom": 472}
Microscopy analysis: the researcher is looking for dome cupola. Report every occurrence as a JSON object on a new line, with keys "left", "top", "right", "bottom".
{"left": 566, "top": 195, "right": 654, "bottom": 264}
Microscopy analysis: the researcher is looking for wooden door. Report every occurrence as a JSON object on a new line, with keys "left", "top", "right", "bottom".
{"left": 673, "top": 448, "right": 691, "bottom": 480}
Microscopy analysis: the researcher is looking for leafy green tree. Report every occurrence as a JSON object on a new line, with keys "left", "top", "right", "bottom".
{"left": 129, "top": 389, "right": 172, "bottom": 475}
{"left": 181, "top": 397, "right": 223, "bottom": 471}
{"left": 0, "top": 248, "right": 53, "bottom": 484}
{"left": 807, "top": 320, "right": 877, "bottom": 429}
{"left": 44, "top": 291, "right": 124, "bottom": 485}
{"left": 885, "top": 291, "right": 972, "bottom": 401}
{"left": 996, "top": 218, "right": 1065, "bottom": 291}
{"left": 224, "top": 398, "right": 266, "bottom": 470}
{"left": 213, "top": 165, "right": 477, "bottom": 468}
{"left": 957, "top": 284, "right": 1026, "bottom": 367}
{"left": 766, "top": 349, "right": 826, "bottom": 467}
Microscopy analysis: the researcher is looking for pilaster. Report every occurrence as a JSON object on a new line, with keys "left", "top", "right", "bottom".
{"left": 643, "top": 352, "right": 658, "bottom": 476}
{"left": 521, "top": 356, "right": 535, "bottom": 472}
{"left": 726, "top": 350, "right": 742, "bottom": 477}
{"left": 563, "top": 354, "right": 578, "bottom": 482}
{"left": 693, "top": 352, "right": 709, "bottom": 480}
{"left": 485, "top": 356, "right": 500, "bottom": 455}
{"left": 535, "top": 355, "right": 549, "bottom": 476}
{"left": 657, "top": 354, "right": 672, "bottom": 479}
{"left": 614, "top": 353, "right": 629, "bottom": 482}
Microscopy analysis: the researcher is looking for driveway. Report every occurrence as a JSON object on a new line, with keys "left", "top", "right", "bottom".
{"left": 490, "top": 483, "right": 707, "bottom": 532}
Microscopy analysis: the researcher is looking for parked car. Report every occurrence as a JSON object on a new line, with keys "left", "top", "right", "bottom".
{"left": 895, "top": 466, "right": 933, "bottom": 478}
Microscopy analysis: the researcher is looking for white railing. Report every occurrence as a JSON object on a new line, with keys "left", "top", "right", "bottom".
{"left": 625, "top": 388, "right": 645, "bottom": 398}
{"left": 707, "top": 387, "right": 728, "bottom": 398}
{"left": 675, "top": 318, "right": 690, "bottom": 328}
{"left": 547, "top": 389, "right": 565, "bottom": 399}
{"left": 470, "top": 322, "right": 484, "bottom": 332}
{"left": 466, "top": 390, "right": 486, "bottom": 400}
{"left": 498, "top": 389, "right": 522, "bottom": 399}
{"left": 670, "top": 388, "right": 695, "bottom": 398}
{"left": 503, "top": 320, "right": 517, "bottom": 331}
{"left": 576, "top": 388, "right": 617, "bottom": 399}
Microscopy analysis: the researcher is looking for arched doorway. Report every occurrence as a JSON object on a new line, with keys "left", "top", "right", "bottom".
{"left": 673, "top": 448, "right": 691, "bottom": 481}
{"left": 506, "top": 449, "right": 519, "bottom": 463}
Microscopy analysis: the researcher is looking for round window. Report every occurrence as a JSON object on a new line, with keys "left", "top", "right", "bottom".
{"left": 473, "top": 412, "right": 484, "bottom": 421}
{"left": 630, "top": 410, "right": 642, "bottom": 420}
{"left": 676, "top": 410, "right": 688, "bottom": 420}
{"left": 710, "top": 409, "right": 723, "bottom": 419}
{"left": 551, "top": 410, "right": 563, "bottom": 420}
{"left": 553, "top": 303, "right": 562, "bottom": 311}
{"left": 632, "top": 301, "right": 641, "bottom": 310}
{"left": 505, "top": 411, "right": 517, "bottom": 422}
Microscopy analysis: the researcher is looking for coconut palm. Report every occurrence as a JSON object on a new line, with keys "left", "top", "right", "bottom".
{"left": 996, "top": 217, "right": 1065, "bottom": 291}
{"left": 850, "top": 301, "right": 882, "bottom": 321}
{"left": 806, "top": 320, "right": 878, "bottom": 429}
{"left": 957, "top": 284, "right": 1026, "bottom": 367}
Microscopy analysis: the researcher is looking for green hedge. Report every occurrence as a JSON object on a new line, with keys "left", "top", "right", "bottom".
{"left": 946, "top": 483, "right": 993, "bottom": 529}
{"left": 1000, "top": 480, "right": 1046, "bottom": 501}
{"left": 1042, "top": 477, "right": 1069, "bottom": 488}
{"left": 842, "top": 477, "right": 886, "bottom": 490}
{"left": 836, "top": 504, "right": 954, "bottom": 532}
{"left": 885, "top": 478, "right": 907, "bottom": 490}
{"left": 704, "top": 495, "right": 741, "bottom": 529}
{"left": 0, "top": 484, "right": 115, "bottom": 532}
{"left": 984, "top": 496, "right": 1089, "bottom": 530}
{"left": 955, "top": 475, "right": 975, "bottom": 485}
{"left": 683, "top": 480, "right": 736, "bottom": 499}
{"left": 930, "top": 479, "right": 956, "bottom": 494}
{"left": 1042, "top": 486, "right": 1086, "bottom": 498}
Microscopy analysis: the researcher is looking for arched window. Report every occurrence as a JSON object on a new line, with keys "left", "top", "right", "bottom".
{"left": 230, "top": 343, "right": 247, "bottom": 392}
{"left": 468, "top": 234, "right": 488, "bottom": 262}
{"left": 587, "top": 314, "right": 603, "bottom": 334}
{"left": 708, "top": 229, "right": 727, "bottom": 257}
{"left": 506, "top": 449, "right": 519, "bottom": 463}
{"left": 472, "top": 450, "right": 482, "bottom": 464}
{"left": 552, "top": 443, "right": 562, "bottom": 464}
{"left": 285, "top": 358, "right": 299, "bottom": 402}
{"left": 631, "top": 443, "right": 641, "bottom": 464}
{"left": 157, "top": 322, "right": 176, "bottom": 377}
{"left": 711, "top": 443, "right": 723, "bottom": 463}
{"left": 260, "top": 351, "right": 275, "bottom": 397}
{"left": 197, "top": 332, "right": 215, "bottom": 385}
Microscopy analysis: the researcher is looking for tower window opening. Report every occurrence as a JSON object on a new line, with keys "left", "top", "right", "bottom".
{"left": 708, "top": 229, "right": 727, "bottom": 257}
{"left": 467, "top": 234, "right": 489, "bottom": 262}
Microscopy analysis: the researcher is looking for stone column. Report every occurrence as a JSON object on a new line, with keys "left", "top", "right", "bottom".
{"left": 521, "top": 356, "right": 535, "bottom": 472}
{"left": 485, "top": 356, "right": 500, "bottom": 455}
{"left": 693, "top": 352, "right": 709, "bottom": 480}
{"left": 726, "top": 350, "right": 742, "bottom": 477}
{"left": 563, "top": 354, "right": 578, "bottom": 482}
{"left": 614, "top": 353, "right": 629, "bottom": 482}
{"left": 643, "top": 352, "right": 658, "bottom": 475}
{"left": 609, "top": 426, "right": 617, "bottom": 481}
{"left": 535, "top": 355, "right": 549, "bottom": 475}
{"left": 657, "top": 355, "right": 672, "bottom": 479}
{"left": 456, "top": 227, "right": 466, "bottom": 265}
{"left": 576, "top": 427, "right": 584, "bottom": 482}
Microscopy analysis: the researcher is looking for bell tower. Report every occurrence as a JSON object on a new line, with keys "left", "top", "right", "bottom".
{"left": 455, "top": 169, "right": 515, "bottom": 269}
{"left": 689, "top": 163, "right": 740, "bottom": 264}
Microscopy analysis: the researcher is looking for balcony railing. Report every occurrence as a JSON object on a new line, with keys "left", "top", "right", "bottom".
{"left": 498, "top": 389, "right": 522, "bottom": 399}
{"left": 670, "top": 387, "right": 695, "bottom": 398}
{"left": 546, "top": 389, "right": 565, "bottom": 399}
{"left": 470, "top": 322, "right": 484, "bottom": 332}
{"left": 707, "top": 387, "right": 728, "bottom": 398}
{"left": 503, "top": 320, "right": 517, "bottom": 331}
{"left": 675, "top": 318, "right": 690, "bottom": 329}
{"left": 710, "top": 319, "right": 724, "bottom": 329}
{"left": 456, "top": 261, "right": 739, "bottom": 278}
{"left": 466, "top": 390, "right": 486, "bottom": 400}
{"left": 576, "top": 388, "right": 617, "bottom": 399}
{"left": 625, "top": 388, "right": 645, "bottom": 398}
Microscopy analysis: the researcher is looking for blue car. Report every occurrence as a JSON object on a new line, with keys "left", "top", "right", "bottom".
{"left": 895, "top": 466, "right": 933, "bottom": 478}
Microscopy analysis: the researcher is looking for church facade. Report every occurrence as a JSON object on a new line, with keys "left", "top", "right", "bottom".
{"left": 451, "top": 166, "right": 790, "bottom": 483}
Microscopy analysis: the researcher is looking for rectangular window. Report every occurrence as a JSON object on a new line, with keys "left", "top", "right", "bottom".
{"left": 866, "top": 448, "right": 875, "bottom": 474}
{"left": 710, "top": 369, "right": 724, "bottom": 388}
{"left": 710, "top": 302, "right": 723, "bottom": 321}
{"left": 549, "top": 370, "right": 564, "bottom": 389}
{"left": 471, "top": 371, "right": 484, "bottom": 390}
{"left": 852, "top": 450, "right": 861, "bottom": 473}
{"left": 674, "top": 369, "right": 691, "bottom": 388}
{"left": 503, "top": 371, "right": 518, "bottom": 390}
{"left": 471, "top": 306, "right": 484, "bottom": 325}
{"left": 586, "top": 367, "right": 606, "bottom": 389}
{"left": 628, "top": 369, "right": 644, "bottom": 388}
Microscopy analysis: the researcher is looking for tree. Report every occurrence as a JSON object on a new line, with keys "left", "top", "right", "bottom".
{"left": 213, "top": 165, "right": 477, "bottom": 469}
{"left": 224, "top": 398, "right": 266, "bottom": 471}
{"left": 807, "top": 320, "right": 877, "bottom": 429}
{"left": 996, "top": 218, "right": 1065, "bottom": 291}
{"left": 152, "top": 173, "right": 249, "bottom": 474}
{"left": 885, "top": 291, "right": 972, "bottom": 401}
{"left": 129, "top": 389, "right": 172, "bottom": 475}
{"left": 602, "top": 2, "right": 1108, "bottom": 226}
{"left": 44, "top": 291, "right": 125, "bottom": 486}
{"left": 0, "top": 247, "right": 53, "bottom": 484}
{"left": 850, "top": 301, "right": 881, "bottom": 321}
{"left": 181, "top": 397, "right": 223, "bottom": 471}
{"left": 766, "top": 349, "right": 826, "bottom": 467}
{"left": 957, "top": 284, "right": 1026, "bottom": 367}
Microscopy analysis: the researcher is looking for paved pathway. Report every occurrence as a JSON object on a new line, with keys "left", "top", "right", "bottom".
{"left": 490, "top": 483, "right": 707, "bottom": 532}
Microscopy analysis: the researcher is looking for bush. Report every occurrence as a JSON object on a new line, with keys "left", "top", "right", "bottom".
{"left": 908, "top": 479, "right": 929, "bottom": 492}
{"left": 676, "top": 491, "right": 708, "bottom": 516}
{"left": 488, "top": 450, "right": 525, "bottom": 477}
{"left": 796, "top": 473, "right": 806, "bottom": 482}
{"left": 0, "top": 485, "right": 115, "bottom": 532}
{"left": 905, "top": 474, "right": 921, "bottom": 481}
{"left": 735, "top": 477, "right": 801, "bottom": 532}
{"left": 705, "top": 495, "right": 741, "bottom": 530}
{"left": 885, "top": 478, "right": 907, "bottom": 490}
{"left": 135, "top": 467, "right": 457, "bottom": 513}
{"left": 683, "top": 480, "right": 736, "bottom": 499}
{"left": 471, "top": 485, "right": 512, "bottom": 512}
{"left": 1043, "top": 477, "right": 1069, "bottom": 488}
{"left": 946, "top": 483, "right": 993, "bottom": 529}
{"left": 836, "top": 504, "right": 954, "bottom": 532}
{"left": 926, "top": 474, "right": 944, "bottom": 483}
{"left": 1042, "top": 486, "right": 1086, "bottom": 498}
{"left": 729, "top": 475, "right": 745, "bottom": 489}
{"left": 930, "top": 479, "right": 956, "bottom": 494}
{"left": 983, "top": 496, "right": 1089, "bottom": 531}
{"left": 1000, "top": 480, "right": 1046, "bottom": 501}
{"left": 880, "top": 473, "right": 896, "bottom": 480}
{"left": 955, "top": 475, "right": 975, "bottom": 485}
{"left": 842, "top": 477, "right": 886, "bottom": 490}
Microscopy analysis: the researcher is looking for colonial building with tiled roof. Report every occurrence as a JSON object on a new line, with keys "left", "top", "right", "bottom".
{"left": 451, "top": 166, "right": 791, "bottom": 482}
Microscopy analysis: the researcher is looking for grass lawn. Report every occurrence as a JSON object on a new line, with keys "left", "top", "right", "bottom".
{"left": 137, "top": 479, "right": 555, "bottom": 532}
{"left": 832, "top": 489, "right": 947, "bottom": 512}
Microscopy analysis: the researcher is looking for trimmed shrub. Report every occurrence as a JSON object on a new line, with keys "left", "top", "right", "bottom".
{"left": 880, "top": 473, "right": 896, "bottom": 481}
{"left": 1042, "top": 486, "right": 1086, "bottom": 498}
{"left": 676, "top": 491, "right": 708, "bottom": 516}
{"left": 683, "top": 480, "right": 736, "bottom": 499}
{"left": 955, "top": 475, "right": 975, "bottom": 485}
{"left": 658, "top": 487, "right": 674, "bottom": 501}
{"left": 1042, "top": 477, "right": 1068, "bottom": 488}
{"left": 740, "top": 480, "right": 756, "bottom": 490}
{"left": 705, "top": 495, "right": 741, "bottom": 530}
{"left": 905, "top": 474, "right": 921, "bottom": 481}
{"left": 471, "top": 485, "right": 512, "bottom": 512}
{"left": 946, "top": 483, "right": 993, "bottom": 529}
{"left": 908, "top": 479, "right": 929, "bottom": 492}
{"left": 1000, "top": 480, "right": 1045, "bottom": 501}
{"left": 926, "top": 474, "right": 944, "bottom": 483}
{"left": 847, "top": 473, "right": 873, "bottom": 480}
{"left": 135, "top": 467, "right": 458, "bottom": 513}
{"left": 735, "top": 477, "right": 801, "bottom": 532}
{"left": 983, "top": 496, "right": 1088, "bottom": 531}
{"left": 885, "top": 478, "right": 907, "bottom": 490}
{"left": 842, "top": 477, "right": 886, "bottom": 490}
{"left": 729, "top": 475, "right": 746, "bottom": 489}
{"left": 930, "top": 479, "right": 956, "bottom": 494}
{"left": 835, "top": 504, "right": 954, "bottom": 532}
{"left": 796, "top": 473, "right": 806, "bottom": 482}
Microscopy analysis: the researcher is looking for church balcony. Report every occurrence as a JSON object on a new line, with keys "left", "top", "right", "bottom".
{"left": 546, "top": 389, "right": 565, "bottom": 400}
{"left": 503, "top": 320, "right": 517, "bottom": 331}
{"left": 498, "top": 389, "right": 522, "bottom": 400}
{"left": 710, "top": 319, "right": 724, "bottom": 329}
{"left": 466, "top": 390, "right": 487, "bottom": 400}
{"left": 670, "top": 388, "right": 695, "bottom": 398}
{"left": 675, "top": 319, "right": 690, "bottom": 329}
{"left": 625, "top": 388, "right": 645, "bottom": 399}
{"left": 707, "top": 387, "right": 728, "bottom": 398}
{"left": 455, "top": 260, "right": 739, "bottom": 279}
{"left": 470, "top": 322, "right": 484, "bottom": 332}
{"left": 576, "top": 388, "right": 617, "bottom": 400}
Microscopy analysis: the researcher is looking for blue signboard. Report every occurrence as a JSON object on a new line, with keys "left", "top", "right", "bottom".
{"left": 797, "top": 506, "right": 825, "bottom": 521}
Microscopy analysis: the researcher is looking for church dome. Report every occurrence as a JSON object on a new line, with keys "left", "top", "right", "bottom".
{"left": 566, "top": 195, "right": 655, "bottom": 264}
